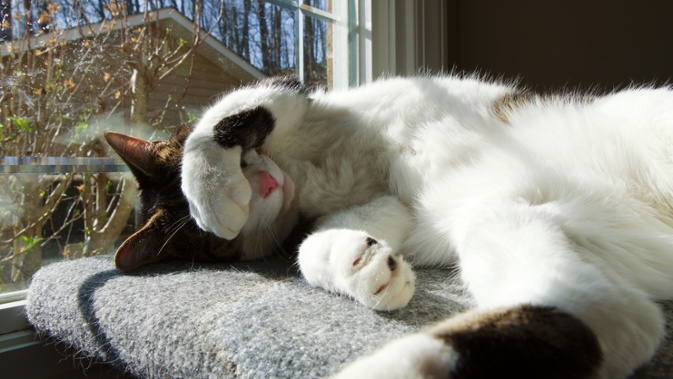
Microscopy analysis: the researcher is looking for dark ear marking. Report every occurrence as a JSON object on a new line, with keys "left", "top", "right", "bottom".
{"left": 213, "top": 106, "right": 275, "bottom": 149}
{"left": 104, "top": 132, "right": 159, "bottom": 180}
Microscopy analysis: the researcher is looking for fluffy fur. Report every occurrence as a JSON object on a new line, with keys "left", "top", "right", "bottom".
{"left": 180, "top": 75, "right": 673, "bottom": 378}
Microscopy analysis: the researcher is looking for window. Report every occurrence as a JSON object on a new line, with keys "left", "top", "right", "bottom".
{"left": 0, "top": 1, "right": 456, "bottom": 372}
{"left": 0, "top": 0, "right": 369, "bottom": 305}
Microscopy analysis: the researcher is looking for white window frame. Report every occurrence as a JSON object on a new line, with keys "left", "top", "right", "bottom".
{"left": 370, "top": 0, "right": 450, "bottom": 78}
{"left": 0, "top": 1, "right": 452, "bottom": 375}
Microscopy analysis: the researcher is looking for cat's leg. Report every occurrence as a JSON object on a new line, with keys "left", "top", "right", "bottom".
{"left": 298, "top": 196, "right": 416, "bottom": 311}
{"left": 181, "top": 79, "right": 308, "bottom": 239}
{"left": 334, "top": 199, "right": 665, "bottom": 379}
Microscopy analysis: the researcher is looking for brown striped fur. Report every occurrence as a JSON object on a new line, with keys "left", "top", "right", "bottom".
{"left": 430, "top": 305, "right": 602, "bottom": 379}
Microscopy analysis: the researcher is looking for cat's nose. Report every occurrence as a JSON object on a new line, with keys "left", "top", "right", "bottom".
{"left": 260, "top": 171, "right": 279, "bottom": 198}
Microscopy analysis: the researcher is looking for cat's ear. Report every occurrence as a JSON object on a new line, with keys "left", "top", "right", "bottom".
{"left": 114, "top": 216, "right": 167, "bottom": 270}
{"left": 104, "top": 131, "right": 160, "bottom": 182}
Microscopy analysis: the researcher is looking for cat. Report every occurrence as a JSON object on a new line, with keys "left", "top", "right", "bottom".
{"left": 104, "top": 127, "right": 243, "bottom": 270}
{"left": 180, "top": 74, "right": 673, "bottom": 379}
{"left": 104, "top": 126, "right": 310, "bottom": 270}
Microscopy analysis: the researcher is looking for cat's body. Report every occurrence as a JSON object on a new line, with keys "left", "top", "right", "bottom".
{"left": 120, "top": 75, "right": 673, "bottom": 378}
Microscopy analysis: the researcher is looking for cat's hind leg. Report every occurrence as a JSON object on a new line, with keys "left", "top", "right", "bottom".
{"left": 334, "top": 199, "right": 666, "bottom": 379}
{"left": 335, "top": 304, "right": 602, "bottom": 379}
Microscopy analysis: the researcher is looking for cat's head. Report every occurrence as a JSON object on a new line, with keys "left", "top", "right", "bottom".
{"left": 105, "top": 126, "right": 300, "bottom": 270}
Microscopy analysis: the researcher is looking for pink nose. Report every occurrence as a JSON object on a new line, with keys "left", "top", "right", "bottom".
{"left": 260, "top": 171, "right": 279, "bottom": 198}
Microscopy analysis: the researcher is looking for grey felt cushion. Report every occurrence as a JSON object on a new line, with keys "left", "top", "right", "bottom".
{"left": 26, "top": 255, "right": 673, "bottom": 379}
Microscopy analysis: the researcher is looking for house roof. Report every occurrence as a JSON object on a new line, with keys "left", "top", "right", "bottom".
{"left": 0, "top": 8, "right": 265, "bottom": 82}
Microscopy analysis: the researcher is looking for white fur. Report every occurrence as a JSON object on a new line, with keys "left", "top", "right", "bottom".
{"left": 181, "top": 76, "right": 673, "bottom": 378}
{"left": 181, "top": 137, "right": 250, "bottom": 239}
{"left": 299, "top": 229, "right": 415, "bottom": 310}
{"left": 332, "top": 333, "right": 459, "bottom": 379}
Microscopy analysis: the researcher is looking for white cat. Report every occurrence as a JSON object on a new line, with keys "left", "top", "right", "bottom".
{"left": 180, "top": 75, "right": 673, "bottom": 378}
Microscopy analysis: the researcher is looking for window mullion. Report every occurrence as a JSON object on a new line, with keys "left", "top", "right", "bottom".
{"left": 295, "top": 7, "right": 305, "bottom": 82}
{"left": 347, "top": 0, "right": 359, "bottom": 86}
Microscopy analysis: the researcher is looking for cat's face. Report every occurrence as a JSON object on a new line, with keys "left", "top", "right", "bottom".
{"left": 105, "top": 128, "right": 298, "bottom": 270}
{"left": 237, "top": 148, "right": 298, "bottom": 260}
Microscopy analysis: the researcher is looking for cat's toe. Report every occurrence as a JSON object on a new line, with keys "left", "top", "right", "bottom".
{"left": 188, "top": 193, "right": 250, "bottom": 240}
{"left": 364, "top": 255, "right": 415, "bottom": 311}
{"left": 346, "top": 237, "right": 415, "bottom": 311}
{"left": 387, "top": 255, "right": 397, "bottom": 270}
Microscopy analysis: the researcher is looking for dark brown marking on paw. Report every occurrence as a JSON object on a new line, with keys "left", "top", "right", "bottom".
{"left": 387, "top": 256, "right": 397, "bottom": 271}
{"left": 213, "top": 107, "right": 275, "bottom": 150}
{"left": 374, "top": 283, "right": 388, "bottom": 296}
{"left": 366, "top": 237, "right": 378, "bottom": 246}
{"left": 431, "top": 305, "right": 602, "bottom": 379}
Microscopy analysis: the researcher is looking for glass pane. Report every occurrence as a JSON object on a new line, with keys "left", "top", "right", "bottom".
{"left": 209, "top": 1, "right": 333, "bottom": 87}
{"left": 0, "top": 0, "right": 344, "bottom": 300}
{"left": 0, "top": 167, "right": 136, "bottom": 295}
{"left": 302, "top": 0, "right": 331, "bottom": 13}
{"left": 303, "top": 14, "right": 332, "bottom": 88}
{"left": 246, "top": 2, "right": 297, "bottom": 76}
{"left": 0, "top": 0, "right": 270, "bottom": 300}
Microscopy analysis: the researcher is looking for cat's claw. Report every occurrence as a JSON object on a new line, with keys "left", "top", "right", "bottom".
{"left": 299, "top": 230, "right": 415, "bottom": 311}
{"left": 181, "top": 139, "right": 251, "bottom": 240}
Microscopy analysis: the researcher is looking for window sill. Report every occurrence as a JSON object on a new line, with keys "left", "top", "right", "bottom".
{"left": 0, "top": 298, "right": 131, "bottom": 378}
{"left": 0, "top": 296, "right": 30, "bottom": 336}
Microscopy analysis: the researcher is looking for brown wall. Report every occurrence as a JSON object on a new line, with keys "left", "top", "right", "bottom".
{"left": 151, "top": 53, "right": 242, "bottom": 126}
{"left": 451, "top": 0, "right": 673, "bottom": 91}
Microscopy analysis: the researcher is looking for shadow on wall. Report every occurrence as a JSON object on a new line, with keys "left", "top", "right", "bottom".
{"left": 452, "top": 0, "right": 673, "bottom": 91}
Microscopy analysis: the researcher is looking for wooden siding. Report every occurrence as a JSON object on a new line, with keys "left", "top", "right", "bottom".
{"left": 2, "top": 19, "right": 261, "bottom": 140}
{"left": 150, "top": 53, "right": 248, "bottom": 126}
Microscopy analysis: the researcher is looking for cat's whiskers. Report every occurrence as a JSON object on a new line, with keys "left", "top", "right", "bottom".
{"left": 164, "top": 214, "right": 190, "bottom": 234}
{"left": 158, "top": 215, "right": 191, "bottom": 257}
{"left": 265, "top": 222, "right": 291, "bottom": 260}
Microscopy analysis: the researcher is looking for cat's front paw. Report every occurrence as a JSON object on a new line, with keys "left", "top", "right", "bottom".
{"left": 299, "top": 230, "right": 415, "bottom": 311}
{"left": 181, "top": 137, "right": 251, "bottom": 240}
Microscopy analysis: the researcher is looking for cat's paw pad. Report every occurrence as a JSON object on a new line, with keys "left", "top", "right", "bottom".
{"left": 299, "top": 230, "right": 415, "bottom": 311}
{"left": 181, "top": 141, "right": 252, "bottom": 240}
